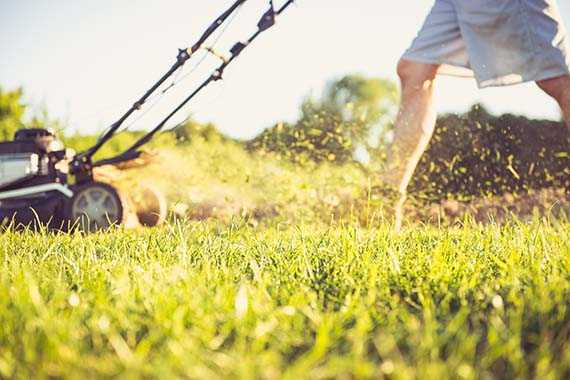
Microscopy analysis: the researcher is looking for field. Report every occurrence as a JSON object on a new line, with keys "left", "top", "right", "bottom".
{"left": 1, "top": 138, "right": 569, "bottom": 379}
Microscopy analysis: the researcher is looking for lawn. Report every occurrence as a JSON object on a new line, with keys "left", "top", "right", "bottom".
{"left": 1, "top": 219, "right": 569, "bottom": 379}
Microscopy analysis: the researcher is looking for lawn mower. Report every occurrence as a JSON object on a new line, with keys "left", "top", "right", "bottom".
{"left": 0, "top": 0, "right": 295, "bottom": 232}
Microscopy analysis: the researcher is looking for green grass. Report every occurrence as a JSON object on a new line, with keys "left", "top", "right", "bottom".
{"left": 1, "top": 219, "right": 569, "bottom": 379}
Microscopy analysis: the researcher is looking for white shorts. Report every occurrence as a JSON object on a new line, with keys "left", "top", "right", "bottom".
{"left": 402, "top": 0, "right": 570, "bottom": 88}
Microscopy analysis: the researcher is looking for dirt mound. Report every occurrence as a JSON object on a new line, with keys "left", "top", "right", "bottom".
{"left": 419, "top": 188, "right": 569, "bottom": 224}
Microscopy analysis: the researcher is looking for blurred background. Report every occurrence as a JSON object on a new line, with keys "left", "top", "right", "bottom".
{"left": 2, "top": 0, "right": 570, "bottom": 138}
{"left": 0, "top": 0, "right": 568, "bottom": 224}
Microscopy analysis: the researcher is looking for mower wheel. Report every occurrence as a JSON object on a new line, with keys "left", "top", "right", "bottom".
{"left": 131, "top": 184, "right": 167, "bottom": 227}
{"left": 65, "top": 182, "right": 124, "bottom": 232}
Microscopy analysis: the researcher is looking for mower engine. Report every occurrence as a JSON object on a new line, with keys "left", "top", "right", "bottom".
{"left": 0, "top": 129, "right": 70, "bottom": 225}
{"left": 0, "top": 128, "right": 66, "bottom": 187}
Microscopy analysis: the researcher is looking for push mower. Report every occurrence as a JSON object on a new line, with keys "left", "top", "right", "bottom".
{"left": 0, "top": 0, "right": 295, "bottom": 231}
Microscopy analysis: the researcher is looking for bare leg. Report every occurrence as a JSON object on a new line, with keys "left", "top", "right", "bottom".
{"left": 381, "top": 59, "right": 440, "bottom": 231}
{"left": 537, "top": 75, "right": 570, "bottom": 130}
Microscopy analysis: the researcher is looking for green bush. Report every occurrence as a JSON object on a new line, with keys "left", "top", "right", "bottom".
{"left": 172, "top": 118, "right": 230, "bottom": 145}
{"left": 0, "top": 87, "right": 26, "bottom": 141}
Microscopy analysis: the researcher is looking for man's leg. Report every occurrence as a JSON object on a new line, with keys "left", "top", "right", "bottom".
{"left": 536, "top": 75, "right": 570, "bottom": 130}
{"left": 380, "top": 59, "right": 440, "bottom": 230}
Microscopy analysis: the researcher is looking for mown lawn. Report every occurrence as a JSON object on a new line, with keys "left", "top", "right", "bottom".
{"left": 1, "top": 219, "right": 569, "bottom": 379}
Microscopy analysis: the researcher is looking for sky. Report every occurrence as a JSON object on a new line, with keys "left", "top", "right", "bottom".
{"left": 1, "top": 0, "right": 570, "bottom": 139}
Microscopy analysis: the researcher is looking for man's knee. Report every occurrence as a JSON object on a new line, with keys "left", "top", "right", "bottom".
{"left": 397, "top": 59, "right": 439, "bottom": 90}
{"left": 536, "top": 75, "right": 570, "bottom": 101}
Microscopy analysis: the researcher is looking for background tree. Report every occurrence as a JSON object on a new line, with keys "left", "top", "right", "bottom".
{"left": 248, "top": 74, "right": 398, "bottom": 164}
{"left": 320, "top": 74, "right": 398, "bottom": 151}
{"left": 0, "top": 87, "right": 26, "bottom": 141}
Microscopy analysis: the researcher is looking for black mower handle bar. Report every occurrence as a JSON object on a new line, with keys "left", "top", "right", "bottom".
{"left": 82, "top": 0, "right": 248, "bottom": 161}
{"left": 92, "top": 0, "right": 296, "bottom": 168}
{"left": 119, "top": 0, "right": 296, "bottom": 156}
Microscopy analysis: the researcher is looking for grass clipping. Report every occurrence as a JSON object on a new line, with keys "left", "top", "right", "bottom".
{"left": 96, "top": 137, "right": 569, "bottom": 227}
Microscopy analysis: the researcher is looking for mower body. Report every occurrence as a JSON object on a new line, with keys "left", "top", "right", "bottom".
{"left": 0, "top": 128, "right": 170, "bottom": 231}
{"left": 0, "top": 128, "right": 127, "bottom": 231}
{"left": 0, "top": 0, "right": 294, "bottom": 232}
